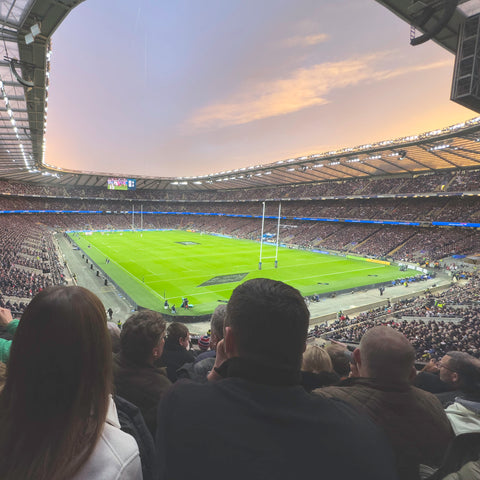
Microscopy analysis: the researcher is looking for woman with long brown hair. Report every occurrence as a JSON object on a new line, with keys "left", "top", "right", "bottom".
{"left": 0, "top": 285, "right": 142, "bottom": 480}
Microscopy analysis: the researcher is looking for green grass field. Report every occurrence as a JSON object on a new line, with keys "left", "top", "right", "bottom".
{"left": 69, "top": 230, "right": 415, "bottom": 316}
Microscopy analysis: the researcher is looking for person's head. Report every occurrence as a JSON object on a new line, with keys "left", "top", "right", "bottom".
{"left": 0, "top": 286, "right": 112, "bottom": 480}
{"left": 106, "top": 321, "right": 121, "bottom": 353}
{"left": 198, "top": 335, "right": 210, "bottom": 351}
{"left": 165, "top": 322, "right": 190, "bottom": 350}
{"left": 325, "top": 343, "right": 351, "bottom": 378}
{"left": 224, "top": 278, "right": 309, "bottom": 370}
{"left": 120, "top": 310, "right": 166, "bottom": 365}
{"left": 302, "top": 344, "right": 333, "bottom": 374}
{"left": 439, "top": 351, "right": 480, "bottom": 394}
{"left": 354, "top": 326, "right": 415, "bottom": 383}
{"left": 210, "top": 304, "right": 226, "bottom": 349}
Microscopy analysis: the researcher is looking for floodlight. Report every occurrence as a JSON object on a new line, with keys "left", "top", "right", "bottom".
{"left": 25, "top": 32, "right": 34, "bottom": 45}
{"left": 30, "top": 23, "right": 41, "bottom": 37}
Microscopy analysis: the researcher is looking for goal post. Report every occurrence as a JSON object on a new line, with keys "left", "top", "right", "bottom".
{"left": 259, "top": 202, "right": 281, "bottom": 269}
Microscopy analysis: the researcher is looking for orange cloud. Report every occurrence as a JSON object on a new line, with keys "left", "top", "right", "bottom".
{"left": 188, "top": 54, "right": 451, "bottom": 130}
{"left": 284, "top": 33, "right": 329, "bottom": 47}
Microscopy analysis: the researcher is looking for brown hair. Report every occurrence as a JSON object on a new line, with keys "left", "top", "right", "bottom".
{"left": 165, "top": 321, "right": 189, "bottom": 348}
{"left": 120, "top": 310, "right": 166, "bottom": 364}
{"left": 0, "top": 286, "right": 112, "bottom": 480}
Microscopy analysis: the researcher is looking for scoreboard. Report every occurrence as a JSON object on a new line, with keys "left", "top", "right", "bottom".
{"left": 107, "top": 178, "right": 136, "bottom": 191}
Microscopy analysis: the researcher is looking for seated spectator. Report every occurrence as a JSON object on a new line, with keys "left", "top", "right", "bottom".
{"left": 423, "top": 353, "right": 480, "bottom": 480}
{"left": 437, "top": 351, "right": 479, "bottom": 408}
{"left": 107, "top": 321, "right": 121, "bottom": 354}
{"left": 195, "top": 304, "right": 226, "bottom": 364}
{"left": 0, "top": 307, "right": 19, "bottom": 363}
{"left": 156, "top": 278, "right": 399, "bottom": 480}
{"left": 0, "top": 286, "right": 141, "bottom": 479}
{"left": 114, "top": 310, "right": 171, "bottom": 436}
{"left": 300, "top": 344, "right": 339, "bottom": 392}
{"left": 156, "top": 321, "right": 195, "bottom": 382}
{"left": 314, "top": 326, "right": 453, "bottom": 480}
{"left": 178, "top": 304, "right": 226, "bottom": 383}
{"left": 325, "top": 342, "right": 351, "bottom": 379}
{"left": 197, "top": 335, "right": 210, "bottom": 353}
{"left": 414, "top": 359, "right": 453, "bottom": 394}
{"left": 443, "top": 352, "right": 480, "bottom": 435}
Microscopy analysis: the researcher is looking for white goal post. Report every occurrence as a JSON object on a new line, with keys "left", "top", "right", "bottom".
{"left": 258, "top": 202, "right": 281, "bottom": 270}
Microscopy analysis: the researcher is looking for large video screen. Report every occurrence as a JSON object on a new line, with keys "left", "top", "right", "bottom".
{"left": 107, "top": 178, "right": 136, "bottom": 191}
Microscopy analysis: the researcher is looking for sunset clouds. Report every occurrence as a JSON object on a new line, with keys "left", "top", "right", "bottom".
{"left": 284, "top": 33, "right": 329, "bottom": 47}
{"left": 188, "top": 55, "right": 452, "bottom": 130}
{"left": 47, "top": 0, "right": 470, "bottom": 177}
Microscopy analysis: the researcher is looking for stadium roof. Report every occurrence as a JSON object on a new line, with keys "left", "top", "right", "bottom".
{"left": 0, "top": 1, "right": 83, "bottom": 180}
{"left": 375, "top": 0, "right": 480, "bottom": 54}
{"left": 3, "top": 0, "right": 480, "bottom": 192}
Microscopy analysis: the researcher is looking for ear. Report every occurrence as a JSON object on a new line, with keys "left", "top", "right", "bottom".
{"left": 353, "top": 348, "right": 361, "bottom": 366}
{"left": 408, "top": 365, "right": 417, "bottom": 383}
{"left": 224, "top": 326, "right": 238, "bottom": 358}
{"left": 452, "top": 372, "right": 459, "bottom": 385}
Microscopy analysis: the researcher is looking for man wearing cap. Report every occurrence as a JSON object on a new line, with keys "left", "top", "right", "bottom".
{"left": 156, "top": 278, "right": 398, "bottom": 480}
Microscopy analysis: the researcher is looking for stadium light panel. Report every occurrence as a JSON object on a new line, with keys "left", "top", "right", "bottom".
{"left": 30, "top": 23, "right": 41, "bottom": 37}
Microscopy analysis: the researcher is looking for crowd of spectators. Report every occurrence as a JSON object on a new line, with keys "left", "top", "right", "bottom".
{"left": 0, "top": 216, "right": 66, "bottom": 305}
{"left": 1, "top": 168, "right": 480, "bottom": 203}
{"left": 2, "top": 194, "right": 480, "bottom": 225}
{"left": 316, "top": 273, "right": 480, "bottom": 361}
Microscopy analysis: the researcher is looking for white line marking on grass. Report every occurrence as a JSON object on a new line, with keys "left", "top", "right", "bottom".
{"left": 267, "top": 264, "right": 388, "bottom": 283}
{"left": 87, "top": 244, "right": 165, "bottom": 301}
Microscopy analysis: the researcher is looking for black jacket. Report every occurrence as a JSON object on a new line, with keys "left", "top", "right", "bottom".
{"left": 156, "top": 342, "right": 196, "bottom": 383}
{"left": 156, "top": 357, "right": 399, "bottom": 480}
{"left": 114, "top": 395, "right": 158, "bottom": 480}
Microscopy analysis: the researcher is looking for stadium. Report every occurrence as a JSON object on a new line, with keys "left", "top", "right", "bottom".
{"left": 0, "top": 1, "right": 479, "bottom": 332}
{"left": 1, "top": 1, "right": 480, "bottom": 478}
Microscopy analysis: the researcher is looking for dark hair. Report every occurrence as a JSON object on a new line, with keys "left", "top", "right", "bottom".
{"left": 446, "top": 351, "right": 480, "bottom": 394}
{"left": 0, "top": 286, "right": 112, "bottom": 480}
{"left": 165, "top": 322, "right": 189, "bottom": 348}
{"left": 326, "top": 344, "right": 351, "bottom": 377}
{"left": 226, "top": 278, "right": 309, "bottom": 369}
{"left": 120, "top": 310, "right": 166, "bottom": 364}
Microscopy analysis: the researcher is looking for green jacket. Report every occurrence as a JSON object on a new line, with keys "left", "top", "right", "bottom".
{"left": 0, "top": 319, "right": 19, "bottom": 363}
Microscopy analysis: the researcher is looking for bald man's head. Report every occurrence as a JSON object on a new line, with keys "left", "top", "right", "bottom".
{"left": 357, "top": 326, "right": 415, "bottom": 383}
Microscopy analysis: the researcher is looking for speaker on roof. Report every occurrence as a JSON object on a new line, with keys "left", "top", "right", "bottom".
{"left": 451, "top": 13, "right": 480, "bottom": 112}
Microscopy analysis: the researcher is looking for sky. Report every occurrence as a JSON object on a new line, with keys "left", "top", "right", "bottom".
{"left": 45, "top": 0, "right": 473, "bottom": 178}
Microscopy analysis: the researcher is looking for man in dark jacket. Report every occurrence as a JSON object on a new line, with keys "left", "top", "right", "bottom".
{"left": 314, "top": 326, "right": 454, "bottom": 480}
{"left": 113, "top": 310, "right": 171, "bottom": 436}
{"left": 156, "top": 278, "right": 399, "bottom": 480}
